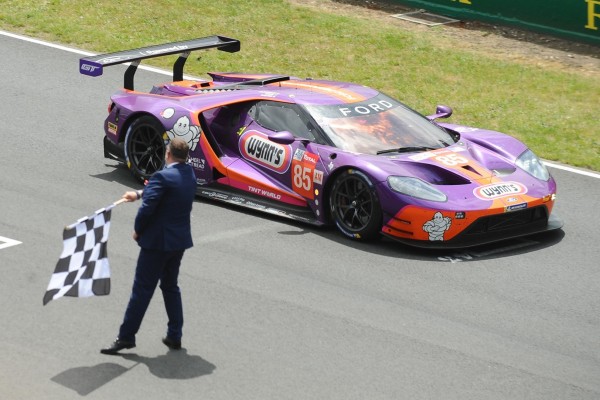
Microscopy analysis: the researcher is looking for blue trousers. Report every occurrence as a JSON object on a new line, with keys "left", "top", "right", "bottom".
{"left": 118, "top": 248, "right": 185, "bottom": 342}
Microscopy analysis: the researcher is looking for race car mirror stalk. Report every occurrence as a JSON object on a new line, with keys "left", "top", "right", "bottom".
{"left": 427, "top": 105, "right": 453, "bottom": 120}
{"left": 79, "top": 35, "right": 240, "bottom": 90}
{"left": 268, "top": 131, "right": 297, "bottom": 145}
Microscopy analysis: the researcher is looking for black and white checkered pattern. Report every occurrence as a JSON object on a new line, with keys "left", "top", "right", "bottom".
{"left": 43, "top": 206, "right": 113, "bottom": 305}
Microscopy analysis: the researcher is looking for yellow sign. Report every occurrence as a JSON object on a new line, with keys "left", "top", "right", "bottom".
{"left": 586, "top": 0, "right": 600, "bottom": 30}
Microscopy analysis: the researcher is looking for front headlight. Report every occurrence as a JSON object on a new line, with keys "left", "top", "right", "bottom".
{"left": 387, "top": 176, "right": 447, "bottom": 202}
{"left": 516, "top": 149, "right": 550, "bottom": 181}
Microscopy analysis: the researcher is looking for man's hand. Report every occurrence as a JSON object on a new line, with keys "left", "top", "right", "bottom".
{"left": 122, "top": 190, "right": 142, "bottom": 202}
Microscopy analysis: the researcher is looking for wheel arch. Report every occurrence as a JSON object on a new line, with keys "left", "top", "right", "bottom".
{"left": 118, "top": 111, "right": 165, "bottom": 144}
{"left": 322, "top": 165, "right": 379, "bottom": 224}
{"left": 325, "top": 166, "right": 384, "bottom": 241}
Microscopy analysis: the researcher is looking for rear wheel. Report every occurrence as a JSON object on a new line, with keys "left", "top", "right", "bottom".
{"left": 124, "top": 116, "right": 166, "bottom": 182}
{"left": 329, "top": 169, "right": 382, "bottom": 241}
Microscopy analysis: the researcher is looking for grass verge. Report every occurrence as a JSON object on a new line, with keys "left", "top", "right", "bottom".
{"left": 1, "top": 0, "right": 598, "bottom": 171}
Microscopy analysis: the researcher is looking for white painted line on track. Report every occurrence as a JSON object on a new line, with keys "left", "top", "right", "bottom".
{"left": 0, "top": 236, "right": 22, "bottom": 250}
{"left": 544, "top": 161, "right": 600, "bottom": 179}
{"left": 0, "top": 29, "right": 190, "bottom": 79}
{"left": 2, "top": 29, "right": 599, "bottom": 180}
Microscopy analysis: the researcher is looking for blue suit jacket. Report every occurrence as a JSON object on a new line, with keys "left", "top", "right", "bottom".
{"left": 134, "top": 163, "right": 196, "bottom": 251}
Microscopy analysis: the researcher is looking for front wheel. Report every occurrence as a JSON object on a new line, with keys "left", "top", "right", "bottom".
{"left": 124, "top": 116, "right": 166, "bottom": 182}
{"left": 329, "top": 169, "right": 382, "bottom": 241}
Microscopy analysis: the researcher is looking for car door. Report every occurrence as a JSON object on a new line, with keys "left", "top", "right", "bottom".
{"left": 230, "top": 100, "right": 322, "bottom": 206}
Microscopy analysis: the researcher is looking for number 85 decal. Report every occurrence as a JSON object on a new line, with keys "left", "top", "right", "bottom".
{"left": 294, "top": 164, "right": 312, "bottom": 191}
{"left": 435, "top": 153, "right": 468, "bottom": 166}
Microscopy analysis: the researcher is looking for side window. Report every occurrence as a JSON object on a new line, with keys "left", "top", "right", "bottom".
{"left": 206, "top": 103, "right": 247, "bottom": 136}
{"left": 250, "top": 101, "right": 316, "bottom": 140}
{"left": 201, "top": 102, "right": 253, "bottom": 153}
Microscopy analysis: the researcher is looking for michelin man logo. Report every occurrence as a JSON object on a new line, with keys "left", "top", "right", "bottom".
{"left": 423, "top": 212, "right": 452, "bottom": 241}
{"left": 166, "top": 115, "right": 200, "bottom": 151}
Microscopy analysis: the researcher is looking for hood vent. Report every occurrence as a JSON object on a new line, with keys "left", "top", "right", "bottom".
{"left": 461, "top": 165, "right": 482, "bottom": 176}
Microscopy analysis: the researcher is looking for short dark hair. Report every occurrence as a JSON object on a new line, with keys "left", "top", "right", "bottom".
{"left": 167, "top": 138, "right": 190, "bottom": 161}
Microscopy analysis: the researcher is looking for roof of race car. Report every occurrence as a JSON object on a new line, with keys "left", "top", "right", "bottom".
{"left": 159, "top": 73, "right": 381, "bottom": 108}
{"left": 80, "top": 36, "right": 380, "bottom": 107}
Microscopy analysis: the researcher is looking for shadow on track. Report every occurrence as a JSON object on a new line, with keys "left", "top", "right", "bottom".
{"left": 90, "top": 160, "right": 565, "bottom": 262}
{"left": 51, "top": 349, "right": 215, "bottom": 395}
{"left": 193, "top": 197, "right": 565, "bottom": 262}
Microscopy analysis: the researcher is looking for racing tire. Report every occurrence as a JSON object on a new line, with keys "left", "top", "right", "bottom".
{"left": 124, "top": 116, "right": 166, "bottom": 183}
{"left": 329, "top": 169, "right": 382, "bottom": 241}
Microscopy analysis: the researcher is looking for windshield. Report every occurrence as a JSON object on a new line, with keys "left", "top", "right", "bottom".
{"left": 304, "top": 94, "right": 457, "bottom": 154}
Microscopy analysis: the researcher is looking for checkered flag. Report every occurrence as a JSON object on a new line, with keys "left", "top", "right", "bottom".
{"left": 43, "top": 205, "right": 115, "bottom": 305}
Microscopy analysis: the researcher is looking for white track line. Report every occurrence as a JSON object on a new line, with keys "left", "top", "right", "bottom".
{"left": 0, "top": 30, "right": 187, "bottom": 78}
{"left": 543, "top": 161, "right": 600, "bottom": 179}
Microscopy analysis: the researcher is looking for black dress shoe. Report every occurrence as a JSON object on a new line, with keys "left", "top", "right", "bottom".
{"left": 162, "top": 336, "right": 181, "bottom": 350}
{"left": 100, "top": 339, "right": 136, "bottom": 355}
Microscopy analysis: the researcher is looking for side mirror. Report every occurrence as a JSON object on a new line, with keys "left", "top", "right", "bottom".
{"left": 427, "top": 105, "right": 453, "bottom": 120}
{"left": 268, "top": 130, "right": 296, "bottom": 145}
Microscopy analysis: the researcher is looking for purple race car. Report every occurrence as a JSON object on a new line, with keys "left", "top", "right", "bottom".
{"left": 80, "top": 36, "right": 562, "bottom": 248}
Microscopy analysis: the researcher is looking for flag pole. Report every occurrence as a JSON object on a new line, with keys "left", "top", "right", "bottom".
{"left": 113, "top": 198, "right": 128, "bottom": 206}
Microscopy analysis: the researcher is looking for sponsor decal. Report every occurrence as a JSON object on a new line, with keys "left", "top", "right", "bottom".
{"left": 434, "top": 153, "right": 468, "bottom": 167}
{"left": 95, "top": 55, "right": 133, "bottom": 64}
{"left": 303, "top": 152, "right": 318, "bottom": 164}
{"left": 338, "top": 100, "right": 394, "bottom": 117}
{"left": 166, "top": 115, "right": 201, "bottom": 151}
{"left": 189, "top": 157, "right": 205, "bottom": 170}
{"left": 161, "top": 108, "right": 175, "bottom": 119}
{"left": 505, "top": 203, "right": 527, "bottom": 212}
{"left": 291, "top": 150, "right": 320, "bottom": 199}
{"left": 409, "top": 151, "right": 436, "bottom": 161}
{"left": 313, "top": 169, "right": 324, "bottom": 185}
{"left": 239, "top": 130, "right": 291, "bottom": 173}
{"left": 293, "top": 149, "right": 305, "bottom": 161}
{"left": 452, "top": 127, "right": 479, "bottom": 133}
{"left": 455, "top": 212, "right": 466, "bottom": 219}
{"left": 245, "top": 201, "right": 266, "bottom": 210}
{"left": 138, "top": 45, "right": 188, "bottom": 57}
{"left": 474, "top": 181, "right": 528, "bottom": 200}
{"left": 236, "top": 126, "right": 247, "bottom": 136}
{"left": 259, "top": 91, "right": 279, "bottom": 98}
{"left": 266, "top": 208, "right": 290, "bottom": 217}
{"left": 79, "top": 61, "right": 102, "bottom": 76}
{"left": 422, "top": 212, "right": 452, "bottom": 241}
{"left": 204, "top": 191, "right": 229, "bottom": 201}
{"left": 107, "top": 122, "right": 118, "bottom": 135}
{"left": 248, "top": 186, "right": 282, "bottom": 200}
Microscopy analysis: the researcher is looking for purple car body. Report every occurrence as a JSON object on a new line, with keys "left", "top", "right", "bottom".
{"left": 81, "top": 36, "right": 562, "bottom": 248}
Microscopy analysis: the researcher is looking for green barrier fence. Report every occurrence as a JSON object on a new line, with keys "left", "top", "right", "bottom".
{"left": 388, "top": 0, "right": 600, "bottom": 46}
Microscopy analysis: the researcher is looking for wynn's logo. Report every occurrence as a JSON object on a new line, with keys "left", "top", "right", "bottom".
{"left": 474, "top": 181, "right": 527, "bottom": 200}
{"left": 239, "top": 130, "right": 291, "bottom": 174}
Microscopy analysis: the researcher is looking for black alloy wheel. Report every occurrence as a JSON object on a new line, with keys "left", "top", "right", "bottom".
{"left": 329, "top": 170, "right": 382, "bottom": 240}
{"left": 125, "top": 116, "right": 166, "bottom": 182}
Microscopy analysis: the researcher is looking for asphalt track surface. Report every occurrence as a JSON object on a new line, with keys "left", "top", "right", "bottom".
{"left": 1, "top": 32, "right": 599, "bottom": 400}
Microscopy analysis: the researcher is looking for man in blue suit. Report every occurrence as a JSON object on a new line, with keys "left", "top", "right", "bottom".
{"left": 101, "top": 138, "right": 196, "bottom": 354}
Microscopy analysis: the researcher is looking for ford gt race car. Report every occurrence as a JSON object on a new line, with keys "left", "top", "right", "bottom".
{"left": 80, "top": 35, "right": 562, "bottom": 248}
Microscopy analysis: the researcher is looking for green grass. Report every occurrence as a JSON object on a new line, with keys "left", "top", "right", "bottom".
{"left": 2, "top": 0, "right": 599, "bottom": 171}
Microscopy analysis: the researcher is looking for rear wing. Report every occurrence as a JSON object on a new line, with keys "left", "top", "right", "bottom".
{"left": 79, "top": 35, "right": 240, "bottom": 90}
